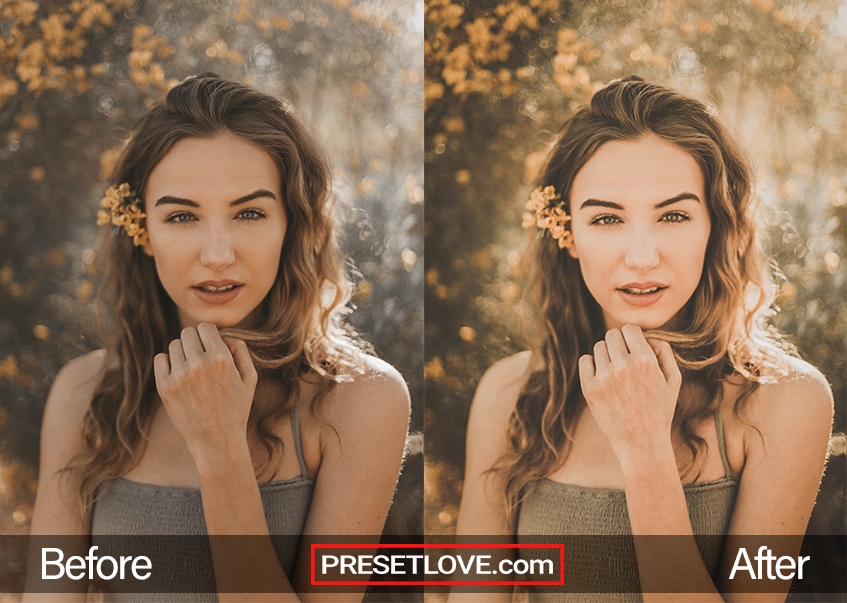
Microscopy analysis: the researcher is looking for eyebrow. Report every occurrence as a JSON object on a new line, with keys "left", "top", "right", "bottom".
{"left": 578, "top": 192, "right": 702, "bottom": 211}
{"left": 153, "top": 188, "right": 277, "bottom": 208}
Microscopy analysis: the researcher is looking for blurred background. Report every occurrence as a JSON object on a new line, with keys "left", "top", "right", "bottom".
{"left": 424, "top": 0, "right": 846, "bottom": 598}
{"left": 0, "top": 0, "right": 423, "bottom": 595}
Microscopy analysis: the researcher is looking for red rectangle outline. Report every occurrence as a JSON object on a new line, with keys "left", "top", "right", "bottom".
{"left": 310, "top": 543, "right": 565, "bottom": 586}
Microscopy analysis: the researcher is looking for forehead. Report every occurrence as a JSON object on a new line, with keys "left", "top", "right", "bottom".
{"left": 145, "top": 131, "right": 280, "bottom": 202}
{"left": 571, "top": 134, "right": 705, "bottom": 206}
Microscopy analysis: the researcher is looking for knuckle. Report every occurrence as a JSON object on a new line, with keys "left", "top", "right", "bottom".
{"left": 209, "top": 353, "right": 231, "bottom": 370}
{"left": 632, "top": 353, "right": 652, "bottom": 368}
{"left": 181, "top": 360, "right": 202, "bottom": 377}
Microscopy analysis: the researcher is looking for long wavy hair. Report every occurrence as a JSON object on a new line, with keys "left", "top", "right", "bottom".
{"left": 69, "top": 74, "right": 365, "bottom": 520}
{"left": 497, "top": 77, "right": 794, "bottom": 524}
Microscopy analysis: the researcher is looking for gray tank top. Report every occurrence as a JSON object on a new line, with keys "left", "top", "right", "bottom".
{"left": 90, "top": 407, "right": 314, "bottom": 601}
{"left": 515, "top": 411, "right": 738, "bottom": 602}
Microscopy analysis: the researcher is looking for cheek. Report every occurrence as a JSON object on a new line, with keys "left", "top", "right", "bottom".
{"left": 255, "top": 235, "right": 284, "bottom": 281}
{"left": 150, "top": 238, "right": 192, "bottom": 270}
{"left": 573, "top": 236, "right": 617, "bottom": 276}
{"left": 675, "top": 239, "right": 710, "bottom": 294}
{"left": 574, "top": 248, "right": 616, "bottom": 303}
{"left": 688, "top": 229, "right": 711, "bottom": 272}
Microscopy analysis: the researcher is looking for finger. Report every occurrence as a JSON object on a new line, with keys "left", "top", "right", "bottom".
{"left": 168, "top": 338, "right": 187, "bottom": 368}
{"left": 620, "top": 324, "right": 653, "bottom": 356}
{"left": 578, "top": 354, "right": 596, "bottom": 393}
{"left": 196, "top": 322, "right": 228, "bottom": 354}
{"left": 153, "top": 353, "right": 171, "bottom": 391}
{"left": 223, "top": 337, "right": 258, "bottom": 385}
{"left": 180, "top": 326, "right": 205, "bottom": 358}
{"left": 592, "top": 340, "right": 611, "bottom": 373}
{"left": 647, "top": 338, "right": 682, "bottom": 387}
{"left": 603, "top": 328, "right": 629, "bottom": 360}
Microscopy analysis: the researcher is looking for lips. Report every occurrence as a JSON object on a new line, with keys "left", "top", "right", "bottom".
{"left": 616, "top": 282, "right": 666, "bottom": 306}
{"left": 192, "top": 280, "right": 243, "bottom": 304}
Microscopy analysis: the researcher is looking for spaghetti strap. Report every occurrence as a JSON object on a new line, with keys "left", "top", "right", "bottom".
{"left": 714, "top": 409, "right": 733, "bottom": 479}
{"left": 290, "top": 406, "right": 309, "bottom": 479}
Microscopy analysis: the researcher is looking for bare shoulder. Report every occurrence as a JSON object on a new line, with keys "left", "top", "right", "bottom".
{"left": 317, "top": 354, "right": 410, "bottom": 435}
{"left": 746, "top": 357, "right": 833, "bottom": 428}
{"left": 720, "top": 359, "right": 833, "bottom": 544}
{"left": 36, "top": 350, "right": 106, "bottom": 499}
{"left": 27, "top": 352, "right": 107, "bottom": 581}
{"left": 454, "top": 353, "right": 535, "bottom": 537}
{"left": 463, "top": 351, "right": 535, "bottom": 466}
{"left": 471, "top": 350, "right": 535, "bottom": 426}
{"left": 44, "top": 349, "right": 106, "bottom": 429}
{"left": 738, "top": 357, "right": 833, "bottom": 456}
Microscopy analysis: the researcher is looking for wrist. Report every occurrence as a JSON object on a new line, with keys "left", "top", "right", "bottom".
{"left": 615, "top": 438, "right": 677, "bottom": 481}
{"left": 191, "top": 438, "right": 253, "bottom": 479}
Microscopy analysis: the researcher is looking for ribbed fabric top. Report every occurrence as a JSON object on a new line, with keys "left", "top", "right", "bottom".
{"left": 515, "top": 412, "right": 738, "bottom": 602}
{"left": 90, "top": 407, "right": 314, "bottom": 601}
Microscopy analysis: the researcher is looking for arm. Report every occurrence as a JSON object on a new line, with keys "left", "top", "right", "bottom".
{"left": 578, "top": 325, "right": 711, "bottom": 600}
{"left": 290, "top": 356, "right": 410, "bottom": 602}
{"left": 23, "top": 351, "right": 105, "bottom": 603}
{"left": 715, "top": 365, "right": 832, "bottom": 601}
{"left": 154, "top": 324, "right": 293, "bottom": 601}
{"left": 154, "top": 324, "right": 409, "bottom": 603}
{"left": 448, "top": 352, "right": 532, "bottom": 603}
{"left": 579, "top": 325, "right": 833, "bottom": 603}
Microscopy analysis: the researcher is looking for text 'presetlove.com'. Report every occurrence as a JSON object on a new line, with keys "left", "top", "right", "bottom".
{"left": 311, "top": 543, "right": 564, "bottom": 587}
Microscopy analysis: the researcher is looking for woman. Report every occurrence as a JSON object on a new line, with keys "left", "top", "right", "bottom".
{"left": 25, "top": 74, "right": 410, "bottom": 601}
{"left": 453, "top": 78, "right": 832, "bottom": 601}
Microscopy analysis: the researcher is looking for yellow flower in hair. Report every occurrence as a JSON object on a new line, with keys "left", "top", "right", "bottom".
{"left": 521, "top": 185, "right": 573, "bottom": 249}
{"left": 96, "top": 209, "right": 112, "bottom": 226}
{"left": 97, "top": 183, "right": 147, "bottom": 247}
{"left": 133, "top": 230, "right": 149, "bottom": 247}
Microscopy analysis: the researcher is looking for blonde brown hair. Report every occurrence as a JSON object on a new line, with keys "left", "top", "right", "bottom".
{"left": 69, "top": 74, "right": 363, "bottom": 519}
{"left": 497, "top": 77, "right": 792, "bottom": 524}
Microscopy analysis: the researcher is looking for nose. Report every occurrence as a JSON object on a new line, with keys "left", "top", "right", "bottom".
{"left": 623, "top": 230, "right": 660, "bottom": 273}
{"left": 199, "top": 224, "right": 236, "bottom": 271}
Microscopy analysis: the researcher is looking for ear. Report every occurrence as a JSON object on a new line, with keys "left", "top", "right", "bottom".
{"left": 566, "top": 240, "right": 579, "bottom": 260}
{"left": 143, "top": 239, "right": 154, "bottom": 257}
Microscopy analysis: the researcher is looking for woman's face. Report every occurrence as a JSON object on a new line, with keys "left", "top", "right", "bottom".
{"left": 143, "top": 131, "right": 286, "bottom": 329}
{"left": 567, "top": 133, "right": 711, "bottom": 331}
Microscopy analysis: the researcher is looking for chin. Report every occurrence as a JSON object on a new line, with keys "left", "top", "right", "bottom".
{"left": 178, "top": 300, "right": 264, "bottom": 331}
{"left": 213, "top": 317, "right": 252, "bottom": 329}
{"left": 633, "top": 315, "right": 669, "bottom": 329}
{"left": 605, "top": 311, "right": 675, "bottom": 332}
{"left": 634, "top": 312, "right": 686, "bottom": 332}
{"left": 179, "top": 312, "right": 250, "bottom": 330}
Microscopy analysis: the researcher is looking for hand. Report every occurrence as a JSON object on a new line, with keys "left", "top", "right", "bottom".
{"left": 577, "top": 324, "right": 682, "bottom": 466}
{"left": 153, "top": 323, "right": 258, "bottom": 465}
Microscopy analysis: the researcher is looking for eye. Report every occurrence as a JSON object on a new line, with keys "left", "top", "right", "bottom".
{"left": 589, "top": 214, "right": 622, "bottom": 226}
{"left": 237, "top": 208, "right": 267, "bottom": 221}
{"left": 165, "top": 211, "right": 196, "bottom": 224}
{"left": 660, "top": 211, "right": 691, "bottom": 223}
